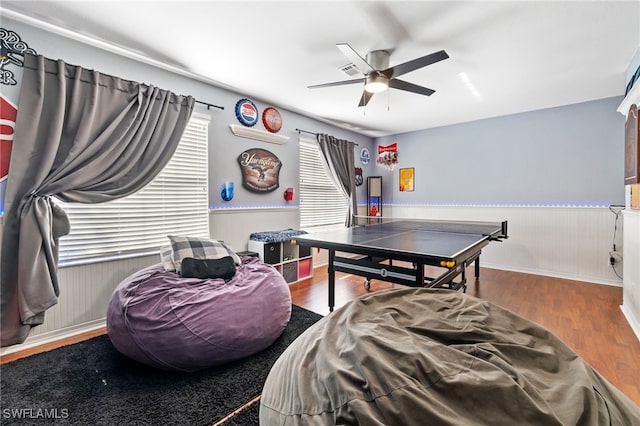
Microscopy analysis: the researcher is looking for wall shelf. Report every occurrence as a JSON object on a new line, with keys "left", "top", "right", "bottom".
{"left": 229, "top": 124, "right": 289, "bottom": 144}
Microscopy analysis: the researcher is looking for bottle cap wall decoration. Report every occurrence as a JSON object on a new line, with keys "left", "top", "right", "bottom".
{"left": 262, "top": 107, "right": 282, "bottom": 133}
{"left": 235, "top": 98, "right": 259, "bottom": 127}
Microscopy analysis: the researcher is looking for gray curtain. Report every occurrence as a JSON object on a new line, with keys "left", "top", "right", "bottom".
{"left": 0, "top": 54, "right": 194, "bottom": 347}
{"left": 316, "top": 133, "right": 358, "bottom": 227}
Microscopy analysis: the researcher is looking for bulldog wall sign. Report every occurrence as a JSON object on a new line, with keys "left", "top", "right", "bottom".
{"left": 0, "top": 28, "right": 37, "bottom": 86}
{"left": 237, "top": 148, "right": 282, "bottom": 193}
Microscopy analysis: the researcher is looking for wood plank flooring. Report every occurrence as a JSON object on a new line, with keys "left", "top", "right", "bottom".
{"left": 289, "top": 264, "right": 640, "bottom": 406}
{"left": 3, "top": 265, "right": 639, "bottom": 407}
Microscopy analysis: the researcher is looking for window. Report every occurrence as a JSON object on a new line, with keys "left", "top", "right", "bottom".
{"left": 299, "top": 136, "right": 348, "bottom": 231}
{"left": 57, "top": 113, "right": 210, "bottom": 265}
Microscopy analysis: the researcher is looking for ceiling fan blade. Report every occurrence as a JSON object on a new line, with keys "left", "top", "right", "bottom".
{"left": 308, "top": 78, "right": 365, "bottom": 89}
{"left": 358, "top": 90, "right": 374, "bottom": 107}
{"left": 336, "top": 43, "right": 375, "bottom": 74}
{"left": 384, "top": 50, "right": 449, "bottom": 79}
{"left": 388, "top": 79, "right": 435, "bottom": 96}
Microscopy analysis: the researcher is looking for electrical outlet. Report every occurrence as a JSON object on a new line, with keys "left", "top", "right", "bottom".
{"left": 608, "top": 256, "right": 616, "bottom": 267}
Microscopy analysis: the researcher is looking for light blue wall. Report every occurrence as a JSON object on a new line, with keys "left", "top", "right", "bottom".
{"left": 375, "top": 97, "right": 625, "bottom": 206}
{"left": 0, "top": 18, "right": 376, "bottom": 214}
{"left": 2, "top": 18, "right": 626, "bottom": 213}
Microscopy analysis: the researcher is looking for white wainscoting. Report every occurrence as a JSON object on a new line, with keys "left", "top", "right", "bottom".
{"left": 1, "top": 254, "right": 158, "bottom": 355}
{"left": 386, "top": 205, "right": 623, "bottom": 286}
{"left": 622, "top": 210, "right": 640, "bottom": 341}
{"left": 1, "top": 205, "right": 623, "bottom": 354}
{"left": 1, "top": 207, "right": 301, "bottom": 354}
{"left": 209, "top": 206, "right": 301, "bottom": 253}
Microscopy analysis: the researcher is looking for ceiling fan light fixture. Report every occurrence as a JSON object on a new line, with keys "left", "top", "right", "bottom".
{"left": 364, "top": 74, "right": 388, "bottom": 93}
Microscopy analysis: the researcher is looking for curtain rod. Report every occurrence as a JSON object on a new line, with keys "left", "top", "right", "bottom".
{"left": 195, "top": 100, "right": 224, "bottom": 110}
{"left": 295, "top": 128, "right": 318, "bottom": 136}
{"left": 296, "top": 128, "right": 359, "bottom": 146}
{"left": 5, "top": 49, "right": 224, "bottom": 110}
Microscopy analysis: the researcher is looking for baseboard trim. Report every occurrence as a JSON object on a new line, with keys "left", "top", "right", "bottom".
{"left": 0, "top": 264, "right": 625, "bottom": 362}
{"left": 311, "top": 260, "right": 623, "bottom": 288}
{"left": 621, "top": 303, "right": 640, "bottom": 343}
{"left": 0, "top": 319, "right": 106, "bottom": 363}
{"left": 481, "top": 263, "right": 623, "bottom": 287}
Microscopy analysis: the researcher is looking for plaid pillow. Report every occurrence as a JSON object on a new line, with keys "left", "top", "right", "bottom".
{"left": 168, "top": 236, "right": 241, "bottom": 273}
{"left": 160, "top": 245, "right": 176, "bottom": 272}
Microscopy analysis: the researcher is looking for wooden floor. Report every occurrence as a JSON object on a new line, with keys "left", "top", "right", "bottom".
{"left": 289, "top": 264, "right": 640, "bottom": 406}
{"left": 3, "top": 265, "right": 639, "bottom": 407}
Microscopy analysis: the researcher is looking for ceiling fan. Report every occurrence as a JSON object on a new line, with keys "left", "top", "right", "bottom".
{"left": 308, "top": 43, "right": 449, "bottom": 107}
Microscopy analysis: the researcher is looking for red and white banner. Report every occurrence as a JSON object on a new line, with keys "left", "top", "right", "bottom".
{"left": 377, "top": 142, "right": 399, "bottom": 171}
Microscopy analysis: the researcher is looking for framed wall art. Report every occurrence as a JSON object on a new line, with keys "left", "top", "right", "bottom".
{"left": 399, "top": 167, "right": 414, "bottom": 192}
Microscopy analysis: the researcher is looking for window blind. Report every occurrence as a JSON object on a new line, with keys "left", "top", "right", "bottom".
{"left": 299, "top": 137, "right": 348, "bottom": 230}
{"left": 57, "top": 113, "right": 210, "bottom": 265}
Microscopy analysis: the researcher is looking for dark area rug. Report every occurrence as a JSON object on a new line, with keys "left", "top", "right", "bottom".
{"left": 0, "top": 305, "right": 322, "bottom": 425}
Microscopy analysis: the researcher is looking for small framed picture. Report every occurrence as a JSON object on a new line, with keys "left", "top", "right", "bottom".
{"left": 399, "top": 167, "right": 414, "bottom": 192}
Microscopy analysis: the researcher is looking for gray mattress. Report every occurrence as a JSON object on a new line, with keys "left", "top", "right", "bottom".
{"left": 260, "top": 288, "right": 640, "bottom": 425}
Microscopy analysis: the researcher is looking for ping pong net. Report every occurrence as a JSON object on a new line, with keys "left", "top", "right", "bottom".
{"left": 352, "top": 215, "right": 508, "bottom": 240}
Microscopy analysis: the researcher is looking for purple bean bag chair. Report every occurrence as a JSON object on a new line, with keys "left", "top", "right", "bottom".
{"left": 107, "top": 256, "right": 291, "bottom": 372}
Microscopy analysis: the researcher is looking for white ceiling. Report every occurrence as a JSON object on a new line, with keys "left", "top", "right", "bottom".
{"left": 2, "top": 1, "right": 639, "bottom": 137}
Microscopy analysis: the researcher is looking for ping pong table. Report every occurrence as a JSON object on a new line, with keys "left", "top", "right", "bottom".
{"left": 292, "top": 218, "right": 508, "bottom": 311}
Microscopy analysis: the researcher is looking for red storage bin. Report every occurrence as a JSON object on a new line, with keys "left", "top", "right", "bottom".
{"left": 298, "top": 258, "right": 312, "bottom": 279}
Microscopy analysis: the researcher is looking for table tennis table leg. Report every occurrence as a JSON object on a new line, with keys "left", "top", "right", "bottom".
{"left": 475, "top": 257, "right": 480, "bottom": 278}
{"left": 328, "top": 249, "right": 336, "bottom": 312}
{"left": 417, "top": 262, "right": 425, "bottom": 286}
